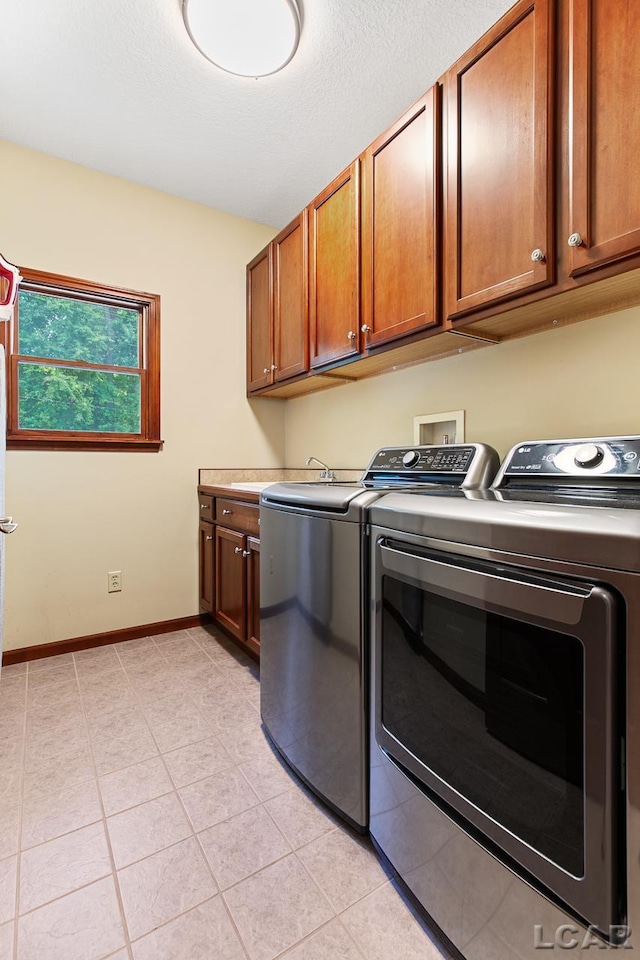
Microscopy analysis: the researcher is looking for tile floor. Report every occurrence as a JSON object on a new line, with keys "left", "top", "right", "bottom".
{"left": 0, "top": 625, "right": 449, "bottom": 960}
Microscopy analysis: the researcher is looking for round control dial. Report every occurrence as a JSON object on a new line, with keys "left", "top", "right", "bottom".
{"left": 402, "top": 450, "right": 420, "bottom": 468}
{"left": 574, "top": 443, "right": 604, "bottom": 468}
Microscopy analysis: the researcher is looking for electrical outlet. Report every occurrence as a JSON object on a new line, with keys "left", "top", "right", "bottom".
{"left": 108, "top": 570, "right": 122, "bottom": 593}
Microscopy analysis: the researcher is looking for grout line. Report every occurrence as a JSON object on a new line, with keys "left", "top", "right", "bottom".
{"left": 16, "top": 872, "right": 117, "bottom": 922}
{"left": 118, "top": 638, "right": 254, "bottom": 960}
{"left": 136, "top": 633, "right": 270, "bottom": 958}
{"left": 74, "top": 647, "right": 133, "bottom": 956}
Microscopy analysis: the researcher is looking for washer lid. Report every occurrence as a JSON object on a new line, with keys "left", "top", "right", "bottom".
{"left": 260, "top": 481, "right": 377, "bottom": 514}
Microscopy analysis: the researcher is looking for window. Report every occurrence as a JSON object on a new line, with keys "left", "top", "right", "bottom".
{"left": 2, "top": 268, "right": 161, "bottom": 450}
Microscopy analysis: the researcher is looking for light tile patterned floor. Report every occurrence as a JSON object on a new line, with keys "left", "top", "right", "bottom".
{"left": 0, "top": 626, "right": 449, "bottom": 960}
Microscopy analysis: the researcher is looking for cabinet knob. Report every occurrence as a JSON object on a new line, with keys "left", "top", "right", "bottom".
{"left": 271, "top": 364, "right": 277, "bottom": 371}
{"left": 234, "top": 546, "right": 243, "bottom": 554}
{"left": 361, "top": 324, "right": 371, "bottom": 333}
{"left": 263, "top": 368, "right": 269, "bottom": 375}
{"left": 222, "top": 508, "right": 232, "bottom": 515}
{"left": 200, "top": 503, "right": 209, "bottom": 510}
{"left": 242, "top": 550, "right": 250, "bottom": 557}
{"left": 347, "top": 330, "right": 356, "bottom": 340}
{"left": 205, "top": 535, "right": 213, "bottom": 541}
{"left": 530, "top": 248, "right": 546, "bottom": 263}
{"left": 568, "top": 232, "right": 583, "bottom": 248}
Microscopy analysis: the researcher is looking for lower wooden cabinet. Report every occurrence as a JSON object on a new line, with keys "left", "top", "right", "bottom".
{"left": 198, "top": 491, "right": 260, "bottom": 659}
{"left": 215, "top": 526, "right": 247, "bottom": 640}
{"left": 198, "top": 519, "right": 214, "bottom": 613}
{"left": 246, "top": 537, "right": 260, "bottom": 655}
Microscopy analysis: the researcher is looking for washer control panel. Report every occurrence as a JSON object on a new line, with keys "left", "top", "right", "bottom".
{"left": 368, "top": 445, "right": 476, "bottom": 474}
{"left": 501, "top": 437, "right": 640, "bottom": 480}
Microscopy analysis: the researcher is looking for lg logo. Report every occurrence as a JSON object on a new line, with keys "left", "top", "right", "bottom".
{"left": 534, "top": 925, "right": 633, "bottom": 950}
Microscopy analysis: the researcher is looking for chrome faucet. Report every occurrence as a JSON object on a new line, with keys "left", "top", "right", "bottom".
{"left": 306, "top": 456, "right": 336, "bottom": 481}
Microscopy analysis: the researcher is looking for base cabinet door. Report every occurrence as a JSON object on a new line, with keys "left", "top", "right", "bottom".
{"left": 444, "top": 0, "right": 555, "bottom": 320}
{"left": 567, "top": 0, "right": 640, "bottom": 276}
{"left": 198, "top": 520, "right": 215, "bottom": 613}
{"left": 215, "top": 527, "right": 246, "bottom": 641}
{"left": 246, "top": 537, "right": 261, "bottom": 656}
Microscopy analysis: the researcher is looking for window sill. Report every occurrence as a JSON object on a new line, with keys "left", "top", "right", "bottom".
{"left": 7, "top": 436, "right": 164, "bottom": 452}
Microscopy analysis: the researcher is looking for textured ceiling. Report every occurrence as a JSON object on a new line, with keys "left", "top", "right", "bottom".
{"left": 0, "top": 0, "right": 514, "bottom": 229}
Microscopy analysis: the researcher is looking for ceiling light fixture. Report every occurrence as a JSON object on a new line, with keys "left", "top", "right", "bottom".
{"left": 183, "top": 0, "right": 301, "bottom": 78}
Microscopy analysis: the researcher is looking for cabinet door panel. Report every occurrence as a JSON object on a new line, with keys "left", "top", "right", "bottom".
{"left": 445, "top": 0, "right": 554, "bottom": 320}
{"left": 215, "top": 527, "right": 246, "bottom": 641}
{"left": 199, "top": 520, "right": 214, "bottom": 613}
{"left": 247, "top": 246, "right": 273, "bottom": 393}
{"left": 362, "top": 87, "right": 441, "bottom": 347}
{"left": 309, "top": 161, "right": 360, "bottom": 367}
{"left": 274, "top": 212, "right": 308, "bottom": 381}
{"left": 246, "top": 537, "right": 260, "bottom": 656}
{"left": 568, "top": 0, "right": 640, "bottom": 276}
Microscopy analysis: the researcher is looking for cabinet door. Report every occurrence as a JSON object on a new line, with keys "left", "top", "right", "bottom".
{"left": 309, "top": 161, "right": 360, "bottom": 367}
{"left": 568, "top": 0, "right": 640, "bottom": 276}
{"left": 361, "top": 87, "right": 441, "bottom": 348}
{"left": 246, "top": 536, "right": 260, "bottom": 656}
{"left": 215, "top": 527, "right": 246, "bottom": 641}
{"left": 246, "top": 245, "right": 273, "bottom": 393}
{"left": 274, "top": 212, "right": 309, "bottom": 382}
{"left": 444, "top": 0, "right": 554, "bottom": 320}
{"left": 198, "top": 520, "right": 214, "bottom": 613}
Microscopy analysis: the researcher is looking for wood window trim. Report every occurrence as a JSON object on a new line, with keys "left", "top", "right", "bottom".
{"left": 2, "top": 267, "right": 162, "bottom": 452}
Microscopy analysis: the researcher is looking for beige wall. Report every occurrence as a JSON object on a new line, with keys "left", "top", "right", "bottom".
{"left": 1, "top": 140, "right": 281, "bottom": 652}
{"left": 2, "top": 138, "right": 638, "bottom": 653}
{"left": 283, "top": 307, "right": 640, "bottom": 467}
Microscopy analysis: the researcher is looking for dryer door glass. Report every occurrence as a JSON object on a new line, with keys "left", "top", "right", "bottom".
{"left": 381, "top": 577, "right": 584, "bottom": 875}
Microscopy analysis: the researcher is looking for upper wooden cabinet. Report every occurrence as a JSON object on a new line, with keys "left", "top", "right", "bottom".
{"left": 274, "top": 212, "right": 309, "bottom": 380}
{"left": 361, "top": 87, "right": 441, "bottom": 348}
{"left": 246, "top": 246, "right": 272, "bottom": 392}
{"left": 567, "top": 0, "right": 640, "bottom": 277}
{"left": 246, "top": 214, "right": 309, "bottom": 394}
{"left": 309, "top": 161, "right": 361, "bottom": 367}
{"left": 444, "top": 0, "right": 555, "bottom": 321}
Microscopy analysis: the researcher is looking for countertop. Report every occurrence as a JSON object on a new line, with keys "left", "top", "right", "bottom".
{"left": 198, "top": 468, "right": 363, "bottom": 505}
{"left": 198, "top": 483, "right": 266, "bottom": 504}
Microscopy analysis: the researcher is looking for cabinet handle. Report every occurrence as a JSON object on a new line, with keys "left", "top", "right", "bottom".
{"left": 0, "top": 517, "right": 17, "bottom": 534}
{"left": 200, "top": 503, "right": 209, "bottom": 510}
{"left": 271, "top": 364, "right": 277, "bottom": 371}
{"left": 530, "top": 248, "right": 546, "bottom": 263}
{"left": 347, "top": 331, "right": 356, "bottom": 340}
{"left": 568, "top": 232, "right": 583, "bottom": 248}
{"left": 222, "top": 508, "right": 232, "bottom": 515}
{"left": 234, "top": 546, "right": 243, "bottom": 554}
{"left": 205, "top": 535, "right": 213, "bottom": 541}
{"left": 263, "top": 368, "right": 269, "bottom": 374}
{"left": 242, "top": 550, "right": 250, "bottom": 557}
{"left": 361, "top": 324, "right": 371, "bottom": 333}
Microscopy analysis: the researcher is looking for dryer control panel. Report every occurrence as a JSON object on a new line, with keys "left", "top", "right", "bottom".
{"left": 499, "top": 436, "right": 640, "bottom": 482}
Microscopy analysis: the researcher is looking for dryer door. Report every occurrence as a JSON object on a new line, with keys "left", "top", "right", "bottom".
{"left": 372, "top": 536, "right": 623, "bottom": 938}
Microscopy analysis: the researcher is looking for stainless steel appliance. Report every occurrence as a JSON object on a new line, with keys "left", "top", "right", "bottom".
{"left": 259, "top": 443, "right": 500, "bottom": 831}
{"left": 369, "top": 436, "right": 640, "bottom": 957}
